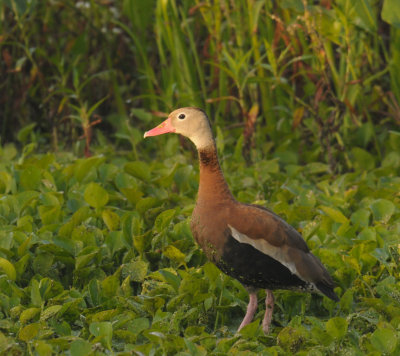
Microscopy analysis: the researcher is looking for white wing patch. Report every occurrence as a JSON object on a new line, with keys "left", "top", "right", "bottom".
{"left": 228, "top": 224, "right": 299, "bottom": 277}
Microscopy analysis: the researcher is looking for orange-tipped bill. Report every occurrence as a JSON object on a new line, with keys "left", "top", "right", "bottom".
{"left": 144, "top": 117, "right": 175, "bottom": 138}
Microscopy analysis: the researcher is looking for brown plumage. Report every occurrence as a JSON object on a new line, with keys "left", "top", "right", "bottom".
{"left": 144, "top": 107, "right": 339, "bottom": 334}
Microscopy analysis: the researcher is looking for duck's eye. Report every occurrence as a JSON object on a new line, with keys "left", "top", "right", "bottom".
{"left": 178, "top": 113, "right": 186, "bottom": 120}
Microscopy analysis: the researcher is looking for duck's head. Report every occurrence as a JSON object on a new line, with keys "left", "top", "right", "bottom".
{"left": 144, "top": 107, "right": 214, "bottom": 149}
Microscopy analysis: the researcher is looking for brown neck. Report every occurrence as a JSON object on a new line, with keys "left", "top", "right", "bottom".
{"left": 197, "top": 145, "right": 234, "bottom": 205}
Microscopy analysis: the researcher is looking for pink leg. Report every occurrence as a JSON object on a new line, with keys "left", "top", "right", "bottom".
{"left": 237, "top": 292, "right": 258, "bottom": 332}
{"left": 262, "top": 289, "right": 274, "bottom": 334}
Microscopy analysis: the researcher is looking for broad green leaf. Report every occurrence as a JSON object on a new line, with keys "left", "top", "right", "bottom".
{"left": 38, "top": 205, "right": 61, "bottom": 225}
{"left": 84, "top": 182, "right": 109, "bottom": 208}
{"left": 319, "top": 206, "right": 349, "bottom": 224}
{"left": 19, "top": 323, "right": 40, "bottom": 342}
{"left": 382, "top": 0, "right": 400, "bottom": 27}
{"left": 102, "top": 209, "right": 120, "bottom": 231}
{"left": 159, "top": 269, "right": 181, "bottom": 292}
{"left": 17, "top": 122, "right": 36, "bottom": 143}
{"left": 40, "top": 305, "right": 62, "bottom": 321}
{"left": 163, "top": 245, "right": 186, "bottom": 265}
{"left": 19, "top": 165, "right": 41, "bottom": 190}
{"left": 1, "top": 143, "right": 17, "bottom": 160}
{"left": 350, "top": 208, "right": 371, "bottom": 227}
{"left": 155, "top": 209, "right": 176, "bottom": 232}
{"left": 120, "top": 187, "right": 143, "bottom": 204}
{"left": 34, "top": 340, "right": 53, "bottom": 356}
{"left": 122, "top": 260, "right": 148, "bottom": 282}
{"left": 352, "top": 0, "right": 377, "bottom": 32}
{"left": 370, "top": 328, "right": 398, "bottom": 353}
{"left": 88, "top": 279, "right": 102, "bottom": 307}
{"left": 124, "top": 161, "right": 151, "bottom": 181}
{"left": 370, "top": 199, "right": 395, "bottom": 223}
{"left": 304, "top": 162, "right": 329, "bottom": 174}
{"left": 351, "top": 147, "right": 375, "bottom": 170}
{"left": 20, "top": 308, "right": 40, "bottom": 324}
{"left": 31, "top": 280, "right": 42, "bottom": 307}
{"left": 33, "top": 253, "right": 54, "bottom": 275}
{"left": 70, "top": 339, "right": 92, "bottom": 356}
{"left": 74, "top": 156, "right": 105, "bottom": 182}
{"left": 0, "top": 172, "right": 12, "bottom": 194}
{"left": 238, "top": 319, "right": 260, "bottom": 337}
{"left": 326, "top": 317, "right": 348, "bottom": 339}
{"left": 75, "top": 250, "right": 98, "bottom": 270}
{"left": 0, "top": 257, "right": 16, "bottom": 281}
{"left": 136, "top": 197, "right": 158, "bottom": 214}
{"left": 277, "top": 326, "right": 308, "bottom": 352}
{"left": 90, "top": 309, "right": 118, "bottom": 323}
{"left": 101, "top": 268, "right": 121, "bottom": 297}
{"left": 89, "top": 321, "right": 113, "bottom": 349}
{"left": 127, "top": 317, "right": 150, "bottom": 335}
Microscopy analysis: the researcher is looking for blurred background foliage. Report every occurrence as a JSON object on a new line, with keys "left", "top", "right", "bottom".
{"left": 1, "top": 0, "right": 400, "bottom": 170}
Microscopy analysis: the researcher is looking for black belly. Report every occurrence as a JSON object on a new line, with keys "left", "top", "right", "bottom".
{"left": 216, "top": 235, "right": 310, "bottom": 291}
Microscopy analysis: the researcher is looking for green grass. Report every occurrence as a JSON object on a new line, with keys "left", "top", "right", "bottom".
{"left": 1, "top": 0, "right": 400, "bottom": 354}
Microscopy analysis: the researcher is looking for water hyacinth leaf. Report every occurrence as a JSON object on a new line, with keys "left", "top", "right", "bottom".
{"left": 352, "top": 0, "right": 377, "bottom": 32}
{"left": 159, "top": 269, "right": 181, "bottom": 292}
{"left": 319, "top": 206, "right": 349, "bottom": 224}
{"left": 20, "top": 307, "right": 40, "bottom": 324}
{"left": 350, "top": 208, "right": 371, "bottom": 227}
{"left": 102, "top": 209, "right": 120, "bottom": 231}
{"left": 163, "top": 245, "right": 186, "bottom": 265}
{"left": 136, "top": 197, "right": 158, "bottom": 214}
{"left": 88, "top": 279, "right": 102, "bottom": 307}
{"left": 326, "top": 317, "right": 348, "bottom": 339}
{"left": 38, "top": 205, "right": 61, "bottom": 225}
{"left": 0, "top": 172, "right": 12, "bottom": 194}
{"left": 0, "top": 257, "right": 16, "bottom": 281}
{"left": 19, "top": 165, "right": 41, "bottom": 190}
{"left": 304, "top": 162, "right": 330, "bottom": 174}
{"left": 370, "top": 328, "right": 398, "bottom": 353}
{"left": 74, "top": 156, "right": 105, "bottom": 182}
{"left": 40, "top": 305, "right": 62, "bottom": 321}
{"left": 277, "top": 326, "right": 308, "bottom": 352}
{"left": 382, "top": 0, "right": 400, "bottom": 27}
{"left": 89, "top": 321, "right": 113, "bottom": 349}
{"left": 75, "top": 250, "right": 99, "bottom": 270}
{"left": 124, "top": 161, "right": 151, "bottom": 181}
{"left": 120, "top": 187, "right": 144, "bottom": 204}
{"left": 351, "top": 147, "right": 375, "bottom": 170}
{"left": 155, "top": 209, "right": 176, "bottom": 232}
{"left": 84, "top": 182, "right": 109, "bottom": 208}
{"left": 238, "top": 319, "right": 260, "bottom": 337}
{"left": 122, "top": 260, "right": 148, "bottom": 282}
{"left": 370, "top": 199, "right": 395, "bottom": 223}
{"left": 34, "top": 340, "right": 53, "bottom": 356}
{"left": 127, "top": 317, "right": 150, "bottom": 335}
{"left": 31, "top": 280, "right": 42, "bottom": 307}
{"left": 33, "top": 253, "right": 54, "bottom": 275}
{"left": 101, "top": 268, "right": 121, "bottom": 297}
{"left": 19, "top": 322, "right": 40, "bottom": 342}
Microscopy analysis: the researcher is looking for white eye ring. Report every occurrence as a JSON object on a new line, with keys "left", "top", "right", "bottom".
{"left": 178, "top": 113, "right": 186, "bottom": 120}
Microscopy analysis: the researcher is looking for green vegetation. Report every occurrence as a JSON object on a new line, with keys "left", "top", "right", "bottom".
{"left": 0, "top": 0, "right": 400, "bottom": 354}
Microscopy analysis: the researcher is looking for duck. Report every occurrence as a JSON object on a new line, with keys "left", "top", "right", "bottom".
{"left": 144, "top": 107, "right": 339, "bottom": 334}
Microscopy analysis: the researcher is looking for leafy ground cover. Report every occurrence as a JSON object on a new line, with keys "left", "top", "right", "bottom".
{"left": 0, "top": 134, "right": 399, "bottom": 355}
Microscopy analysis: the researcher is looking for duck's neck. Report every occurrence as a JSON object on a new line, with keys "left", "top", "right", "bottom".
{"left": 196, "top": 144, "right": 234, "bottom": 205}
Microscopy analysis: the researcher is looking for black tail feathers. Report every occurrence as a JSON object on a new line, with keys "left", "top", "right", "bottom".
{"left": 316, "top": 282, "right": 339, "bottom": 302}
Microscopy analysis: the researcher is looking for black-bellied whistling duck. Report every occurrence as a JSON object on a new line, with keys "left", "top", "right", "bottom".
{"left": 144, "top": 107, "right": 339, "bottom": 334}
